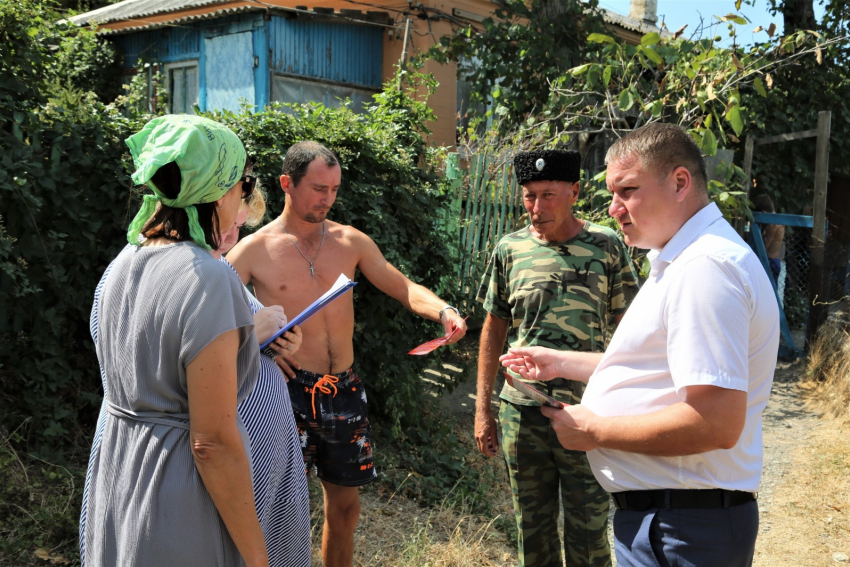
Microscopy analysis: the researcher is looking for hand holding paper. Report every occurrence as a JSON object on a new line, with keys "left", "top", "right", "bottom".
{"left": 503, "top": 371, "right": 565, "bottom": 408}
{"left": 438, "top": 309, "right": 468, "bottom": 345}
{"left": 408, "top": 317, "right": 467, "bottom": 355}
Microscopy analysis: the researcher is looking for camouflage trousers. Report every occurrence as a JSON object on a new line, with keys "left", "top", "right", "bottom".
{"left": 500, "top": 399, "right": 612, "bottom": 567}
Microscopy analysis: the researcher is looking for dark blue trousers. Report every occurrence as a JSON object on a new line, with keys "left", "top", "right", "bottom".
{"left": 613, "top": 500, "right": 759, "bottom": 567}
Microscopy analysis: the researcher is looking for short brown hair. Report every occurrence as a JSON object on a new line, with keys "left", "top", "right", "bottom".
{"left": 281, "top": 141, "right": 339, "bottom": 187}
{"left": 605, "top": 123, "right": 708, "bottom": 193}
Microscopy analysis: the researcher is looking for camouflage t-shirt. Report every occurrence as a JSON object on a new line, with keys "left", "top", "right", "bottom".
{"left": 477, "top": 221, "right": 639, "bottom": 406}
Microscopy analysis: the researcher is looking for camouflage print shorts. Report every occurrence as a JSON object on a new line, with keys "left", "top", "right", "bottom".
{"left": 500, "top": 399, "right": 612, "bottom": 567}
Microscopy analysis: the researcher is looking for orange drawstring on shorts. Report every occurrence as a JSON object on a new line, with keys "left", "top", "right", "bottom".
{"left": 311, "top": 375, "right": 339, "bottom": 419}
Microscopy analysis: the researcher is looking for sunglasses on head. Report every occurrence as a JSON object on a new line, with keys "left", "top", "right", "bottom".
{"left": 240, "top": 173, "right": 256, "bottom": 201}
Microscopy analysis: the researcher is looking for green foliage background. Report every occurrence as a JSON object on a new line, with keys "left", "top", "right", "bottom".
{"left": 747, "top": 2, "right": 850, "bottom": 214}
{"left": 1, "top": 1, "right": 466, "bottom": 456}
{"left": 1, "top": 1, "right": 479, "bottom": 563}
{"left": 432, "top": 0, "right": 604, "bottom": 130}
{"left": 0, "top": 0, "right": 140, "bottom": 456}
{"left": 438, "top": 0, "right": 850, "bottom": 218}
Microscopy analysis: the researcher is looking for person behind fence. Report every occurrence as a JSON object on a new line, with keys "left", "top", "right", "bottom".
{"left": 474, "top": 148, "right": 639, "bottom": 567}
{"left": 226, "top": 140, "right": 468, "bottom": 567}
{"left": 500, "top": 123, "right": 780, "bottom": 567}
{"left": 752, "top": 194, "right": 786, "bottom": 306}
{"left": 81, "top": 115, "right": 268, "bottom": 567}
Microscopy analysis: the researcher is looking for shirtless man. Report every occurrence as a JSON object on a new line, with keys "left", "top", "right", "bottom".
{"left": 227, "top": 141, "right": 467, "bottom": 567}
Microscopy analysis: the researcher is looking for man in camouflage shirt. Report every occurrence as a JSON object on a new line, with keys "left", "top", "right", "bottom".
{"left": 475, "top": 149, "right": 639, "bottom": 567}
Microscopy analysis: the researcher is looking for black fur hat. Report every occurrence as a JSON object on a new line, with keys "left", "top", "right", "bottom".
{"left": 513, "top": 149, "right": 581, "bottom": 185}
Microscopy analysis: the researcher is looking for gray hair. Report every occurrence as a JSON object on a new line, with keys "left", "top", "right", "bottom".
{"left": 605, "top": 123, "right": 708, "bottom": 193}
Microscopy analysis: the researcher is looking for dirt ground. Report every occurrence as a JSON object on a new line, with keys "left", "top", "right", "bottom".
{"left": 753, "top": 358, "right": 818, "bottom": 560}
{"left": 308, "top": 350, "right": 848, "bottom": 566}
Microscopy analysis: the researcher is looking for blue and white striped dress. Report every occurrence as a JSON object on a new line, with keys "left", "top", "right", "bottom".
{"left": 80, "top": 258, "right": 311, "bottom": 567}
{"left": 225, "top": 258, "right": 311, "bottom": 566}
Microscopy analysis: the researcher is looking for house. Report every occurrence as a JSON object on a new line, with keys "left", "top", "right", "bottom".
{"left": 71, "top": 0, "right": 666, "bottom": 148}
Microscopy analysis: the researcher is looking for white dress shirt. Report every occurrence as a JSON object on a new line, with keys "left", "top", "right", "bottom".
{"left": 582, "top": 202, "right": 779, "bottom": 492}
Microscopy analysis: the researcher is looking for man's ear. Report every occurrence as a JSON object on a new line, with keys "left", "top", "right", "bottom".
{"left": 672, "top": 166, "right": 692, "bottom": 203}
{"left": 280, "top": 174, "right": 292, "bottom": 194}
{"left": 569, "top": 180, "right": 581, "bottom": 204}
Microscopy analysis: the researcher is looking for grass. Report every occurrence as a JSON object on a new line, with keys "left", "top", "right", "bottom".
{"left": 753, "top": 420, "right": 850, "bottom": 565}
{"left": 0, "top": 379, "right": 516, "bottom": 567}
{"left": 753, "top": 320, "right": 850, "bottom": 566}
{"left": 0, "top": 427, "right": 83, "bottom": 567}
{"left": 803, "top": 321, "right": 850, "bottom": 421}
{"left": 308, "top": 477, "right": 517, "bottom": 566}
{"left": 306, "top": 401, "right": 519, "bottom": 566}
{"left": 16, "top": 321, "right": 850, "bottom": 567}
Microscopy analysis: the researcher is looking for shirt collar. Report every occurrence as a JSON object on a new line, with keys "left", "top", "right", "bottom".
{"left": 649, "top": 202, "right": 723, "bottom": 272}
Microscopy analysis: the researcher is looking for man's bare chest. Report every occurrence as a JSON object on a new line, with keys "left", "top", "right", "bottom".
{"left": 256, "top": 241, "right": 357, "bottom": 302}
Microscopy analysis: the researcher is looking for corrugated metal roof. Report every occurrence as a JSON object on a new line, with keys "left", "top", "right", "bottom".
{"left": 71, "top": 0, "right": 666, "bottom": 40}
{"left": 601, "top": 8, "right": 670, "bottom": 37}
{"left": 81, "top": 5, "right": 262, "bottom": 35}
{"left": 69, "top": 0, "right": 240, "bottom": 26}
{"left": 70, "top": 0, "right": 391, "bottom": 35}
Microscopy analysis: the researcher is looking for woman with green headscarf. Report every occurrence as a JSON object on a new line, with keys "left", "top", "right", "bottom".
{"left": 81, "top": 115, "right": 269, "bottom": 567}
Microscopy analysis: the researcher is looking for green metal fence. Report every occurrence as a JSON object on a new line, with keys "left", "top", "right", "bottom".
{"left": 447, "top": 152, "right": 525, "bottom": 312}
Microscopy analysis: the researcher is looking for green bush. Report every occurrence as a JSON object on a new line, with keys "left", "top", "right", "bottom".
{"left": 0, "top": 0, "right": 142, "bottom": 458}
{"left": 48, "top": 24, "right": 124, "bottom": 104}
{"left": 1, "top": 0, "right": 464, "bottom": 456}
{"left": 2, "top": 4, "right": 473, "bottom": 559}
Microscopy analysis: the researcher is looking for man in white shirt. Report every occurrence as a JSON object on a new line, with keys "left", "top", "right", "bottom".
{"left": 500, "top": 123, "right": 779, "bottom": 567}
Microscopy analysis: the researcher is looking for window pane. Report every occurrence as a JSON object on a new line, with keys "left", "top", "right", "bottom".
{"left": 172, "top": 68, "right": 186, "bottom": 113}
{"left": 271, "top": 74, "right": 376, "bottom": 115}
{"left": 168, "top": 63, "right": 199, "bottom": 115}
{"left": 185, "top": 66, "right": 198, "bottom": 113}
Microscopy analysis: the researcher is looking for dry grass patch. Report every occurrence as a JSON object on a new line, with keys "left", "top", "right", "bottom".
{"left": 308, "top": 480, "right": 517, "bottom": 566}
{"left": 754, "top": 419, "right": 850, "bottom": 566}
{"left": 804, "top": 322, "right": 850, "bottom": 421}
{"left": 755, "top": 321, "right": 850, "bottom": 565}
{"left": 307, "top": 407, "right": 519, "bottom": 566}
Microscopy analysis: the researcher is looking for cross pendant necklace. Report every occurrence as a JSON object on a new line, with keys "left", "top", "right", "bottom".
{"left": 277, "top": 218, "right": 326, "bottom": 277}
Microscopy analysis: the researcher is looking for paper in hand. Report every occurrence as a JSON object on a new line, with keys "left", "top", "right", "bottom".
{"left": 407, "top": 319, "right": 466, "bottom": 355}
{"left": 260, "top": 273, "right": 357, "bottom": 356}
{"left": 503, "top": 372, "right": 565, "bottom": 408}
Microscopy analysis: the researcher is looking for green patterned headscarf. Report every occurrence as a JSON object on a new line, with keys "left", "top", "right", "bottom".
{"left": 125, "top": 115, "right": 247, "bottom": 250}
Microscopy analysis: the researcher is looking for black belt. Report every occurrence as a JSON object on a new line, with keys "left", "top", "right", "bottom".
{"left": 612, "top": 489, "right": 756, "bottom": 511}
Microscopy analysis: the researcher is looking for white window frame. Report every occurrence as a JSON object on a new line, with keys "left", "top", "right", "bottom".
{"left": 164, "top": 61, "right": 199, "bottom": 114}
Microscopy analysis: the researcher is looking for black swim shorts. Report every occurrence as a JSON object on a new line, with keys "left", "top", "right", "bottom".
{"left": 287, "top": 366, "right": 377, "bottom": 487}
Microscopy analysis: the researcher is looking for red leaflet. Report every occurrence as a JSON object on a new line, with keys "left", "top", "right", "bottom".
{"left": 407, "top": 319, "right": 466, "bottom": 355}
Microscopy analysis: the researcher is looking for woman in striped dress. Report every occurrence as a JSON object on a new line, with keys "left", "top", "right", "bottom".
{"left": 217, "top": 184, "right": 312, "bottom": 566}
{"left": 81, "top": 178, "right": 311, "bottom": 567}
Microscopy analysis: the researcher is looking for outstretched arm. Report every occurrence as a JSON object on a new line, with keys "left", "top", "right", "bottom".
{"left": 499, "top": 347, "right": 603, "bottom": 383}
{"left": 356, "top": 232, "right": 467, "bottom": 343}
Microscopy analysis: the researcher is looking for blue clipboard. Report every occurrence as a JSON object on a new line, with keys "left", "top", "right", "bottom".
{"left": 259, "top": 274, "right": 357, "bottom": 357}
